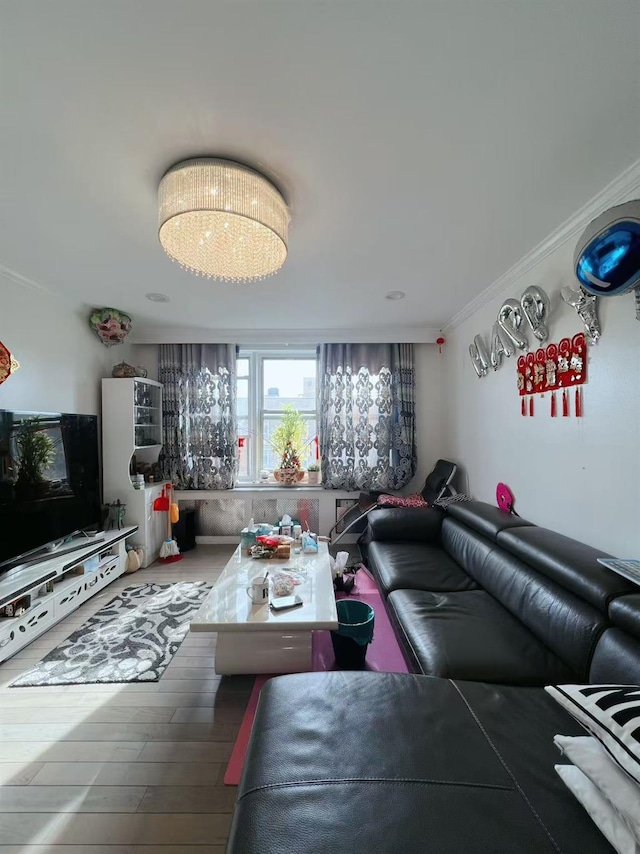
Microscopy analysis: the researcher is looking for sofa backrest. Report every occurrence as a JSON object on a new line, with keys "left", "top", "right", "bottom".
{"left": 446, "top": 501, "right": 534, "bottom": 541}
{"left": 366, "top": 507, "right": 444, "bottom": 543}
{"left": 590, "top": 594, "right": 640, "bottom": 683}
{"left": 496, "top": 527, "right": 633, "bottom": 611}
{"left": 441, "top": 518, "right": 495, "bottom": 577}
{"left": 467, "top": 545, "right": 605, "bottom": 681}
{"left": 444, "top": 504, "right": 636, "bottom": 682}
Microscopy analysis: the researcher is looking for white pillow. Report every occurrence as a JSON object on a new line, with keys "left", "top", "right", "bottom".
{"left": 555, "top": 735, "right": 640, "bottom": 842}
{"left": 546, "top": 685, "right": 640, "bottom": 784}
{"left": 555, "top": 764, "right": 639, "bottom": 854}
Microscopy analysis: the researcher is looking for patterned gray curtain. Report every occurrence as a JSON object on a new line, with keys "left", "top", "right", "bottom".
{"left": 158, "top": 344, "right": 237, "bottom": 489}
{"left": 318, "top": 343, "right": 416, "bottom": 491}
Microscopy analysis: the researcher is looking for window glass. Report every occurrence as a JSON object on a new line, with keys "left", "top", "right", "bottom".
{"left": 236, "top": 352, "right": 318, "bottom": 482}
{"left": 263, "top": 360, "right": 316, "bottom": 411}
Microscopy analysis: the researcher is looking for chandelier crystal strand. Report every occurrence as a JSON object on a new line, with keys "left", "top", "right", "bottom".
{"left": 158, "top": 158, "right": 289, "bottom": 282}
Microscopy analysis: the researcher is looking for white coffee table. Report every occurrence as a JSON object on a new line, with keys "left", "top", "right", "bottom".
{"left": 190, "top": 542, "right": 339, "bottom": 675}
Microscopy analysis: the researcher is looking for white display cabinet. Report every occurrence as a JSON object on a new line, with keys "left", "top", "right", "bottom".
{"left": 102, "top": 378, "right": 169, "bottom": 566}
{"left": 0, "top": 526, "right": 137, "bottom": 664}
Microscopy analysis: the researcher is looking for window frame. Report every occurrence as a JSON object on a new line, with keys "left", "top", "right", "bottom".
{"left": 237, "top": 348, "right": 318, "bottom": 484}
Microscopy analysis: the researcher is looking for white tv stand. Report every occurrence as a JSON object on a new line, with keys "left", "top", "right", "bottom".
{"left": 0, "top": 526, "right": 138, "bottom": 664}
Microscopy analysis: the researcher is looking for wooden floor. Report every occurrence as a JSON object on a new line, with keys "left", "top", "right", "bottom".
{"left": 0, "top": 545, "right": 251, "bottom": 853}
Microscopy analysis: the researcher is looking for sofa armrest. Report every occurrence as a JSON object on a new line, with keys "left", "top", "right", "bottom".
{"left": 366, "top": 506, "right": 444, "bottom": 542}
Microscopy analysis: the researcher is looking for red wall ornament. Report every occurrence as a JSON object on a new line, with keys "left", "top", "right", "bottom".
{"left": 517, "top": 333, "right": 586, "bottom": 417}
{"left": 0, "top": 340, "right": 19, "bottom": 386}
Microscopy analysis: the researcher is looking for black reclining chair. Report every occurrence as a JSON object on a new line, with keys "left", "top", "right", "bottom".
{"left": 329, "top": 459, "right": 458, "bottom": 547}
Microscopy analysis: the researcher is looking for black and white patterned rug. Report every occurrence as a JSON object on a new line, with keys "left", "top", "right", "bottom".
{"left": 10, "top": 582, "right": 211, "bottom": 687}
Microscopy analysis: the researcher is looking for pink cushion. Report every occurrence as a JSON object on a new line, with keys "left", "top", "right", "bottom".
{"left": 377, "top": 493, "right": 428, "bottom": 508}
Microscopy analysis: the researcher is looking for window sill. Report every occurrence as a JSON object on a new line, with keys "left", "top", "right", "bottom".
{"left": 233, "top": 483, "right": 323, "bottom": 491}
{"left": 173, "top": 485, "right": 361, "bottom": 500}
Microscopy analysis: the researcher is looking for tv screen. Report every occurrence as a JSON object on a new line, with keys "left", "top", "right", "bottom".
{"left": 0, "top": 410, "right": 101, "bottom": 571}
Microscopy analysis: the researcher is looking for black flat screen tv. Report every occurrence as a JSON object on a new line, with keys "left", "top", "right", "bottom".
{"left": 0, "top": 410, "right": 101, "bottom": 573}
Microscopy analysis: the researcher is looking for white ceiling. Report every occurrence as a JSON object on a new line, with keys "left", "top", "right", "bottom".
{"left": 1, "top": 0, "right": 639, "bottom": 340}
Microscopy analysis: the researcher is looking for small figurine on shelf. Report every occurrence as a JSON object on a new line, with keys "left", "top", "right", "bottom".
{"left": 105, "top": 500, "right": 127, "bottom": 530}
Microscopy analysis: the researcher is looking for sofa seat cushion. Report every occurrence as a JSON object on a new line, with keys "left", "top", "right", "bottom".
{"left": 367, "top": 541, "right": 479, "bottom": 595}
{"left": 387, "top": 589, "right": 576, "bottom": 684}
{"left": 227, "top": 672, "right": 613, "bottom": 854}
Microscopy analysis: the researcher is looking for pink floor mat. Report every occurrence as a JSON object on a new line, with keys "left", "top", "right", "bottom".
{"left": 223, "top": 567, "right": 410, "bottom": 785}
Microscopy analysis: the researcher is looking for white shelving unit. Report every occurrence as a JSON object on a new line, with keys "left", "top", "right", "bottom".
{"left": 0, "top": 525, "right": 137, "bottom": 664}
{"left": 102, "top": 378, "right": 169, "bottom": 567}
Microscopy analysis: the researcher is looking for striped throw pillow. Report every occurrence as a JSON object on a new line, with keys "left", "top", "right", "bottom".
{"left": 546, "top": 685, "right": 640, "bottom": 785}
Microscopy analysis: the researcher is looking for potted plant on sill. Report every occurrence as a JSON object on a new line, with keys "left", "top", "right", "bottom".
{"left": 307, "top": 463, "right": 320, "bottom": 485}
{"left": 271, "top": 404, "right": 308, "bottom": 486}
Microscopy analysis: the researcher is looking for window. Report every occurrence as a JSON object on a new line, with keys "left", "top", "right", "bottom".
{"left": 237, "top": 351, "right": 318, "bottom": 483}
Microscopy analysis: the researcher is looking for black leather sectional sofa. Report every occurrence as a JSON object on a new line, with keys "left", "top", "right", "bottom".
{"left": 227, "top": 502, "right": 640, "bottom": 854}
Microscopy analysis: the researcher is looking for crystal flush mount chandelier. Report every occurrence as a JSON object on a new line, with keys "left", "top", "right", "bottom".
{"left": 158, "top": 158, "right": 290, "bottom": 282}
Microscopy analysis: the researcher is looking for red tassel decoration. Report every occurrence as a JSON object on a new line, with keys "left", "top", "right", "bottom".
{"left": 562, "top": 389, "right": 569, "bottom": 417}
{"left": 529, "top": 397, "right": 534, "bottom": 417}
{"left": 551, "top": 393, "right": 556, "bottom": 417}
{"left": 521, "top": 398, "right": 526, "bottom": 416}
{"left": 575, "top": 388, "right": 582, "bottom": 417}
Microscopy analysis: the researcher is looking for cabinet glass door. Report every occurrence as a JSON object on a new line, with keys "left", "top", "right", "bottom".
{"left": 134, "top": 382, "right": 162, "bottom": 448}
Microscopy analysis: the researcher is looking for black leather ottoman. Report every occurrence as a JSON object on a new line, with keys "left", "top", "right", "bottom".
{"left": 227, "top": 671, "right": 613, "bottom": 854}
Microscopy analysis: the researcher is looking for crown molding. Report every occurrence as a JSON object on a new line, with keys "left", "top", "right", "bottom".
{"left": 131, "top": 325, "right": 442, "bottom": 345}
{"left": 443, "top": 157, "right": 640, "bottom": 331}
{"left": 0, "top": 260, "right": 54, "bottom": 294}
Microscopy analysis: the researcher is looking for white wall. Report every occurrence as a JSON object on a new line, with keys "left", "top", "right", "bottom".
{"left": 131, "top": 344, "right": 158, "bottom": 382}
{"left": 407, "top": 343, "right": 444, "bottom": 491}
{"left": 441, "top": 241, "right": 640, "bottom": 555}
{"left": 0, "top": 280, "right": 133, "bottom": 414}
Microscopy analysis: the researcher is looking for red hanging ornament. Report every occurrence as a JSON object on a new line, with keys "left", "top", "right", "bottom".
{"left": 521, "top": 398, "right": 526, "bottom": 416}
{"left": 562, "top": 389, "right": 569, "bottom": 417}
{"left": 436, "top": 336, "right": 445, "bottom": 354}
{"left": 551, "top": 392, "right": 556, "bottom": 417}
{"left": 575, "top": 388, "right": 582, "bottom": 417}
{"left": 529, "top": 397, "right": 534, "bottom": 417}
{"left": 0, "top": 341, "right": 20, "bottom": 386}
